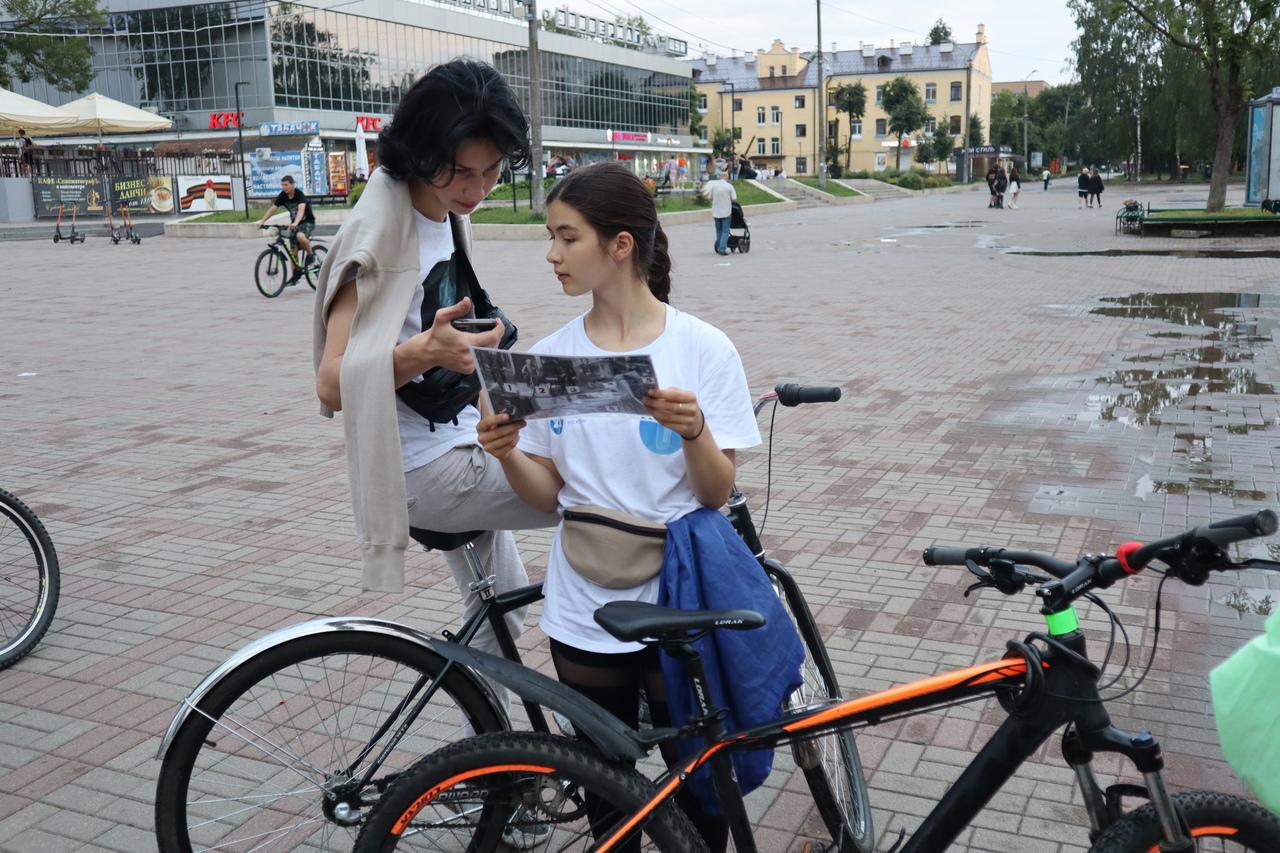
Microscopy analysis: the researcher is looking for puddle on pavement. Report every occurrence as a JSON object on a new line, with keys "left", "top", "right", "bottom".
{"left": 1136, "top": 475, "right": 1268, "bottom": 501}
{"left": 1090, "top": 292, "right": 1265, "bottom": 327}
{"left": 1010, "top": 248, "right": 1280, "bottom": 259}
{"left": 1089, "top": 365, "right": 1275, "bottom": 425}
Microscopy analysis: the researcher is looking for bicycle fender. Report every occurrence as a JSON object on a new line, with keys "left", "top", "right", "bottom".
{"left": 428, "top": 641, "right": 649, "bottom": 762}
{"left": 155, "top": 617, "right": 508, "bottom": 759}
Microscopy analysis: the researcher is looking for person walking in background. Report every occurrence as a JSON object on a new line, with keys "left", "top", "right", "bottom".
{"left": 1042, "top": 167, "right": 1050, "bottom": 190}
{"left": 1008, "top": 167, "right": 1022, "bottom": 209}
{"left": 1078, "top": 168, "right": 1091, "bottom": 208}
{"left": 16, "top": 129, "right": 34, "bottom": 177}
{"left": 676, "top": 156, "right": 688, "bottom": 189}
{"left": 729, "top": 154, "right": 740, "bottom": 181}
{"left": 707, "top": 171, "right": 736, "bottom": 256}
{"left": 986, "top": 167, "right": 997, "bottom": 208}
{"left": 661, "top": 155, "right": 677, "bottom": 188}
{"left": 994, "top": 166, "right": 1008, "bottom": 210}
{"left": 1089, "top": 168, "right": 1105, "bottom": 209}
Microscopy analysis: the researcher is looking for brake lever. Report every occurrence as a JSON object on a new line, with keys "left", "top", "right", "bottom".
{"left": 1231, "top": 558, "right": 1280, "bottom": 573}
{"left": 962, "top": 559, "right": 1051, "bottom": 597}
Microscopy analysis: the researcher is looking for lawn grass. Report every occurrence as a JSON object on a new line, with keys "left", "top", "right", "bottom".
{"left": 1145, "top": 207, "right": 1279, "bottom": 220}
{"left": 792, "top": 177, "right": 862, "bottom": 197}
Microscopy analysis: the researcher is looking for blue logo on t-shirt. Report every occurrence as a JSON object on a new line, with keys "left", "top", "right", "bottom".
{"left": 550, "top": 418, "right": 564, "bottom": 435}
{"left": 639, "top": 420, "right": 681, "bottom": 455}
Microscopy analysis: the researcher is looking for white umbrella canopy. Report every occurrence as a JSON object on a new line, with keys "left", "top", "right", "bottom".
{"left": 56, "top": 92, "right": 173, "bottom": 137}
{"left": 0, "top": 87, "right": 80, "bottom": 134}
{"left": 354, "top": 122, "right": 370, "bottom": 179}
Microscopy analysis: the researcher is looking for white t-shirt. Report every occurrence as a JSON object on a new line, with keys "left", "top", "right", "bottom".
{"left": 397, "top": 210, "right": 482, "bottom": 471}
{"left": 519, "top": 304, "right": 761, "bottom": 652}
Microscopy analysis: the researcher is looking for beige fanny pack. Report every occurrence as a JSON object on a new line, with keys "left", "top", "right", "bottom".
{"left": 560, "top": 506, "right": 668, "bottom": 589}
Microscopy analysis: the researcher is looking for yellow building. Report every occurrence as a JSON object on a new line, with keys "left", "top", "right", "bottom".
{"left": 690, "top": 27, "right": 992, "bottom": 176}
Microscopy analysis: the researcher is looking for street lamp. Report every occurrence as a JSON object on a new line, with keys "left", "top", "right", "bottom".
{"left": 815, "top": 0, "right": 825, "bottom": 187}
{"left": 234, "top": 80, "right": 249, "bottom": 221}
{"left": 1022, "top": 70, "right": 1036, "bottom": 173}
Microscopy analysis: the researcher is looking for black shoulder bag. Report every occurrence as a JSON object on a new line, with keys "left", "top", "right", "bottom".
{"left": 395, "top": 213, "right": 518, "bottom": 429}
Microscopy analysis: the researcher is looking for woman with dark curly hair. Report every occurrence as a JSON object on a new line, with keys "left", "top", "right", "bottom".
{"left": 313, "top": 60, "right": 559, "bottom": 685}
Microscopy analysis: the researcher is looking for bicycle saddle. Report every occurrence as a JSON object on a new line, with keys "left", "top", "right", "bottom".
{"left": 408, "top": 527, "right": 484, "bottom": 551}
{"left": 594, "top": 600, "right": 765, "bottom": 643}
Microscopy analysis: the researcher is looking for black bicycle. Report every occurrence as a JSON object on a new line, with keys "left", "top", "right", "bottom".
{"left": 350, "top": 511, "right": 1280, "bottom": 853}
{"left": 255, "top": 224, "right": 328, "bottom": 298}
{"left": 154, "top": 384, "right": 866, "bottom": 853}
{"left": 0, "top": 487, "right": 60, "bottom": 670}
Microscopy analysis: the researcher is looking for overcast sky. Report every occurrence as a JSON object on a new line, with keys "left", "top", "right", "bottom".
{"left": 561, "top": 0, "right": 1080, "bottom": 85}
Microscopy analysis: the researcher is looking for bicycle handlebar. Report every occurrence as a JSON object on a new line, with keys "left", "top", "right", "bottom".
{"left": 924, "top": 509, "right": 1279, "bottom": 613}
{"left": 775, "top": 383, "right": 841, "bottom": 406}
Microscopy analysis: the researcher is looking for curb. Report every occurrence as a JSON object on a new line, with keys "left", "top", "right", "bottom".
{"left": 162, "top": 199, "right": 800, "bottom": 240}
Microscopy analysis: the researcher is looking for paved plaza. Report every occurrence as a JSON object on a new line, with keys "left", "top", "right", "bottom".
{"left": 2, "top": 178, "right": 1279, "bottom": 852}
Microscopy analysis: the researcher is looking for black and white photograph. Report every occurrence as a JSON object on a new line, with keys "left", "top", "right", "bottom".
{"left": 472, "top": 347, "right": 659, "bottom": 420}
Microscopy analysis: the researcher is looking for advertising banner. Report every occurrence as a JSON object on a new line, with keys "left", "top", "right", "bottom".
{"left": 305, "top": 143, "right": 328, "bottom": 196}
{"left": 259, "top": 120, "right": 320, "bottom": 136}
{"left": 176, "top": 175, "right": 234, "bottom": 211}
{"left": 249, "top": 150, "right": 304, "bottom": 197}
{"left": 32, "top": 177, "right": 105, "bottom": 218}
{"left": 109, "top": 176, "right": 175, "bottom": 215}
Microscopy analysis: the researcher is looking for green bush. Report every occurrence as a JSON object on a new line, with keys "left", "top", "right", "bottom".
{"left": 921, "top": 176, "right": 953, "bottom": 189}
{"left": 896, "top": 172, "right": 925, "bottom": 190}
{"left": 826, "top": 163, "right": 844, "bottom": 179}
{"left": 845, "top": 169, "right": 872, "bottom": 179}
{"left": 348, "top": 180, "right": 367, "bottom": 206}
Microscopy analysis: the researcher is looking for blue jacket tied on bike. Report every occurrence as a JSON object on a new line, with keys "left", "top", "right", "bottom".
{"left": 658, "top": 507, "right": 805, "bottom": 813}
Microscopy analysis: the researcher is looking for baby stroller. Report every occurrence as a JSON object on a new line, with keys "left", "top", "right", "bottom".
{"left": 726, "top": 201, "right": 750, "bottom": 253}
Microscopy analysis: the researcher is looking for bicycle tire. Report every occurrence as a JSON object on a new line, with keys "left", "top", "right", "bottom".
{"left": 1087, "top": 790, "right": 1280, "bottom": 852}
{"left": 765, "top": 561, "right": 874, "bottom": 853}
{"left": 0, "top": 488, "right": 59, "bottom": 670}
{"left": 155, "top": 631, "right": 506, "bottom": 853}
{"left": 353, "top": 731, "right": 707, "bottom": 853}
{"left": 255, "top": 247, "right": 288, "bottom": 298}
{"left": 305, "top": 243, "right": 328, "bottom": 289}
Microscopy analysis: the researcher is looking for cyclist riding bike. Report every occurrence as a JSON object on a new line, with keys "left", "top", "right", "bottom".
{"left": 256, "top": 175, "right": 318, "bottom": 282}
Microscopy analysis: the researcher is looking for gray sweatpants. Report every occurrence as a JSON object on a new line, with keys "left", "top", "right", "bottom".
{"left": 404, "top": 443, "right": 560, "bottom": 660}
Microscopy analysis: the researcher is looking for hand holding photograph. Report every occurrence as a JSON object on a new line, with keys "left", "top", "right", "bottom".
{"left": 471, "top": 347, "right": 659, "bottom": 420}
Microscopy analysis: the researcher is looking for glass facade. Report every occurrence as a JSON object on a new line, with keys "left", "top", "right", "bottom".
{"left": 16, "top": 0, "right": 690, "bottom": 136}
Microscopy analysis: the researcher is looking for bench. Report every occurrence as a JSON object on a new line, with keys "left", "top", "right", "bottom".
{"left": 1115, "top": 203, "right": 1143, "bottom": 235}
{"left": 1138, "top": 203, "right": 1280, "bottom": 238}
{"left": 654, "top": 185, "right": 672, "bottom": 198}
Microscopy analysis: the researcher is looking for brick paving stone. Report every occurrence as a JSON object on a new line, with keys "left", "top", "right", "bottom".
{"left": 3, "top": 180, "right": 1278, "bottom": 851}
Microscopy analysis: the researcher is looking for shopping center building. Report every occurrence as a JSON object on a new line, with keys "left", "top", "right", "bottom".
{"left": 4, "top": 0, "right": 698, "bottom": 216}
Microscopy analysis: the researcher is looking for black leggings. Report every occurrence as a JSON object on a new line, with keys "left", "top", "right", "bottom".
{"left": 549, "top": 639, "right": 729, "bottom": 853}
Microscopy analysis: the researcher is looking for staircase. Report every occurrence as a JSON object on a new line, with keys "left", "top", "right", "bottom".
{"left": 838, "top": 178, "right": 916, "bottom": 202}
{"left": 764, "top": 179, "right": 830, "bottom": 209}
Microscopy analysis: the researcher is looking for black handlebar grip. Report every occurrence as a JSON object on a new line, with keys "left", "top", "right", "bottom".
{"left": 774, "top": 384, "right": 842, "bottom": 407}
{"left": 1194, "top": 509, "right": 1278, "bottom": 548}
{"left": 923, "top": 546, "right": 972, "bottom": 567}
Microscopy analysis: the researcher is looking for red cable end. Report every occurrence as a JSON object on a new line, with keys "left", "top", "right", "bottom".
{"left": 1115, "top": 541, "right": 1143, "bottom": 574}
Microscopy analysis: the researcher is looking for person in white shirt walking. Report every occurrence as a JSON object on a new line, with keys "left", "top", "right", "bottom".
{"left": 706, "top": 171, "right": 737, "bottom": 255}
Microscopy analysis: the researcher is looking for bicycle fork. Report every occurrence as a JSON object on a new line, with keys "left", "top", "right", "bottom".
{"left": 1064, "top": 722, "right": 1195, "bottom": 852}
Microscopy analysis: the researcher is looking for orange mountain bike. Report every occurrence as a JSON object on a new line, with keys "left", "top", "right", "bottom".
{"left": 351, "top": 511, "right": 1280, "bottom": 853}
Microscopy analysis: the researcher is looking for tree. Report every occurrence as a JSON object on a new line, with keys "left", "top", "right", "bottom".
{"left": 712, "top": 127, "right": 735, "bottom": 158}
{"left": 927, "top": 18, "right": 952, "bottom": 46}
{"left": 912, "top": 130, "right": 937, "bottom": 169}
{"left": 831, "top": 81, "right": 867, "bottom": 168}
{"left": 688, "top": 83, "right": 703, "bottom": 139}
{"left": 272, "top": 4, "right": 374, "bottom": 112}
{"left": 968, "top": 113, "right": 985, "bottom": 147}
{"left": 0, "top": 0, "right": 105, "bottom": 91}
{"left": 1112, "top": 0, "right": 1279, "bottom": 211}
{"left": 125, "top": 5, "right": 229, "bottom": 112}
{"left": 613, "top": 14, "right": 652, "bottom": 50}
{"left": 882, "top": 76, "right": 928, "bottom": 169}
{"left": 931, "top": 114, "right": 956, "bottom": 174}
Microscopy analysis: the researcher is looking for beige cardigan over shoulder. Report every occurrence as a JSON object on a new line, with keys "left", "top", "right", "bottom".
{"left": 312, "top": 169, "right": 475, "bottom": 593}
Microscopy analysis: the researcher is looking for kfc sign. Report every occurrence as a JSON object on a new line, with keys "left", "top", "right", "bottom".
{"left": 356, "top": 116, "right": 383, "bottom": 131}
{"left": 209, "top": 111, "right": 244, "bottom": 129}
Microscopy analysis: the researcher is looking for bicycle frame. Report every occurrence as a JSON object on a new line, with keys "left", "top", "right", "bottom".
{"left": 581, "top": 625, "right": 1180, "bottom": 853}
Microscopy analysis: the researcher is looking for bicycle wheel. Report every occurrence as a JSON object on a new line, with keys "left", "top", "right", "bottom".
{"left": 353, "top": 732, "right": 706, "bottom": 853}
{"left": 155, "top": 631, "right": 506, "bottom": 853}
{"left": 0, "top": 488, "right": 59, "bottom": 670}
{"left": 305, "top": 243, "right": 328, "bottom": 289}
{"left": 765, "top": 561, "right": 874, "bottom": 853}
{"left": 255, "top": 247, "right": 288, "bottom": 298}
{"left": 1088, "top": 791, "right": 1280, "bottom": 852}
